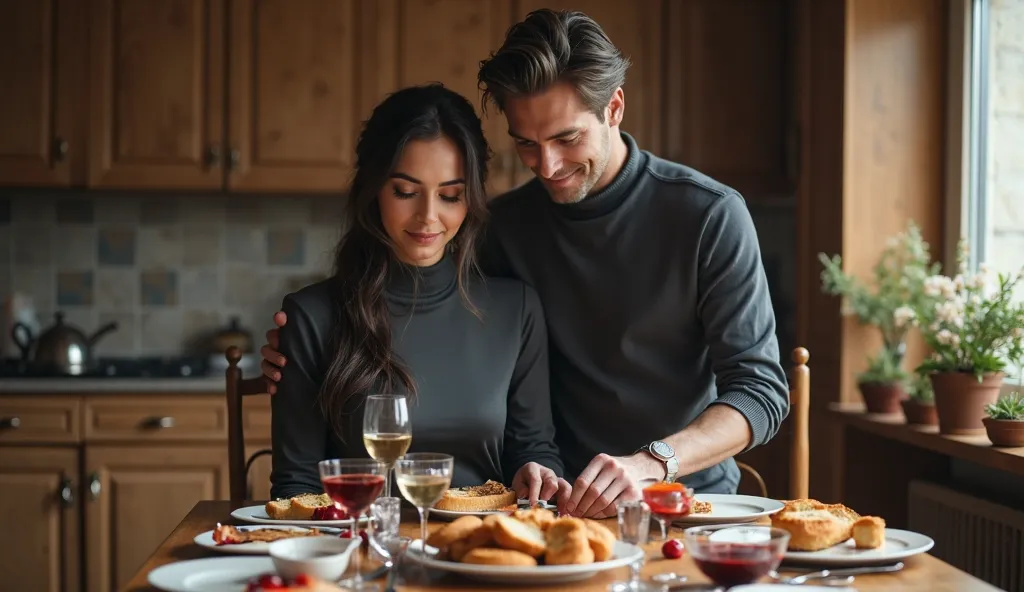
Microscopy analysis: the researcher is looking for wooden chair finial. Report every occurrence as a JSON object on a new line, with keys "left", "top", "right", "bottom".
{"left": 792, "top": 347, "right": 809, "bottom": 366}
{"left": 226, "top": 345, "right": 242, "bottom": 365}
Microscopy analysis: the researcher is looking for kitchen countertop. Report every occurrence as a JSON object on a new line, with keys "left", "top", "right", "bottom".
{"left": 0, "top": 376, "right": 235, "bottom": 393}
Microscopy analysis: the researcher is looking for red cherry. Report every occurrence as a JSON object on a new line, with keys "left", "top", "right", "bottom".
{"left": 294, "top": 573, "right": 312, "bottom": 586}
{"left": 661, "top": 539, "right": 685, "bottom": 559}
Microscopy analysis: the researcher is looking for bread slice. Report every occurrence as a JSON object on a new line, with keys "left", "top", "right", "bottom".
{"left": 434, "top": 480, "right": 518, "bottom": 512}
{"left": 770, "top": 498, "right": 862, "bottom": 551}
{"left": 264, "top": 493, "right": 333, "bottom": 520}
{"left": 852, "top": 516, "right": 885, "bottom": 549}
{"left": 491, "top": 515, "right": 548, "bottom": 557}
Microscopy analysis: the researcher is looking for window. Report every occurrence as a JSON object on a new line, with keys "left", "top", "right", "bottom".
{"left": 962, "top": 0, "right": 1024, "bottom": 385}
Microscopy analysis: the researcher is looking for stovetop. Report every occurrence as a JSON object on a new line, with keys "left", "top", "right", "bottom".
{"left": 0, "top": 356, "right": 213, "bottom": 379}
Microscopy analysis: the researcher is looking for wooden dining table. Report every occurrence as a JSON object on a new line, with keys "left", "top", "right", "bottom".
{"left": 123, "top": 501, "right": 1001, "bottom": 591}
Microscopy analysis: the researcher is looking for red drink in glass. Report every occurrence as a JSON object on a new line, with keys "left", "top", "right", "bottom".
{"left": 322, "top": 474, "right": 385, "bottom": 515}
{"left": 642, "top": 481, "right": 693, "bottom": 540}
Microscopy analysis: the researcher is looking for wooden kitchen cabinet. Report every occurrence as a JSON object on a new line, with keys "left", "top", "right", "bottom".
{"left": 0, "top": 0, "right": 88, "bottom": 187}
{"left": 0, "top": 447, "right": 81, "bottom": 592}
{"left": 0, "top": 392, "right": 266, "bottom": 592}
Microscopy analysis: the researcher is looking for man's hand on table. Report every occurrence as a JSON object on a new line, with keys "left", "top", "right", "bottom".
{"left": 564, "top": 453, "right": 663, "bottom": 519}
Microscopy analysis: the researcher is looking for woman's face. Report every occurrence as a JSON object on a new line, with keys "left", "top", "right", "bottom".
{"left": 379, "top": 135, "right": 468, "bottom": 267}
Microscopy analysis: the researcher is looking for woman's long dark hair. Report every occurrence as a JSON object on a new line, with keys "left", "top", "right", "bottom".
{"left": 319, "top": 83, "right": 491, "bottom": 431}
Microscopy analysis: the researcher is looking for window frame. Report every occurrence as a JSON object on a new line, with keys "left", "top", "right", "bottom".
{"left": 947, "top": 0, "right": 1022, "bottom": 394}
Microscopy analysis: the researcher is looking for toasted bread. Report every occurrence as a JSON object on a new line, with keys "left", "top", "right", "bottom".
{"left": 852, "top": 516, "right": 886, "bottom": 549}
{"left": 771, "top": 499, "right": 862, "bottom": 551}
{"left": 434, "top": 480, "right": 518, "bottom": 512}
{"left": 491, "top": 515, "right": 547, "bottom": 557}
{"left": 545, "top": 517, "right": 595, "bottom": 565}
{"left": 264, "top": 493, "right": 332, "bottom": 520}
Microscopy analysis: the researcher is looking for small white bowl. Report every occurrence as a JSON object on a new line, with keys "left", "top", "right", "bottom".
{"left": 267, "top": 535, "right": 359, "bottom": 581}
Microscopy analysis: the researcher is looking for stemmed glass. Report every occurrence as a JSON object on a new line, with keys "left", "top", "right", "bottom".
{"left": 362, "top": 394, "right": 412, "bottom": 498}
{"left": 393, "top": 453, "right": 453, "bottom": 547}
{"left": 318, "top": 459, "right": 386, "bottom": 591}
{"left": 608, "top": 500, "right": 661, "bottom": 592}
{"left": 642, "top": 481, "right": 693, "bottom": 541}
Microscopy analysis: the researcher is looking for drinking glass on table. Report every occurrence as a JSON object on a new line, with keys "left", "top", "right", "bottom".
{"left": 393, "top": 453, "right": 453, "bottom": 547}
{"left": 362, "top": 394, "right": 412, "bottom": 498}
{"left": 642, "top": 481, "right": 693, "bottom": 541}
{"left": 318, "top": 458, "right": 387, "bottom": 591}
{"left": 608, "top": 500, "right": 661, "bottom": 592}
{"left": 684, "top": 524, "right": 790, "bottom": 588}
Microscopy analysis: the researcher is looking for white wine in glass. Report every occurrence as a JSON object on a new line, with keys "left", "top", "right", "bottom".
{"left": 362, "top": 394, "right": 411, "bottom": 497}
{"left": 394, "top": 453, "right": 453, "bottom": 547}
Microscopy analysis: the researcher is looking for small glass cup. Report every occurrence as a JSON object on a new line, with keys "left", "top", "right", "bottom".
{"left": 684, "top": 524, "right": 790, "bottom": 588}
{"left": 608, "top": 500, "right": 661, "bottom": 592}
{"left": 372, "top": 496, "right": 402, "bottom": 542}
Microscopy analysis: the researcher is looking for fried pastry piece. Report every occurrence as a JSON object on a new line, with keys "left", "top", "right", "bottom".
{"left": 544, "top": 517, "right": 595, "bottom": 565}
{"left": 462, "top": 548, "right": 538, "bottom": 566}
{"left": 852, "top": 516, "right": 886, "bottom": 549}
{"left": 583, "top": 520, "right": 616, "bottom": 561}
{"left": 771, "top": 499, "right": 861, "bottom": 551}
{"left": 491, "top": 515, "right": 547, "bottom": 557}
{"left": 425, "top": 515, "right": 484, "bottom": 549}
{"left": 514, "top": 507, "right": 557, "bottom": 531}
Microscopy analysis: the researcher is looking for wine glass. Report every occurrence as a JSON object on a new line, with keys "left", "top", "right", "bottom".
{"left": 685, "top": 524, "right": 790, "bottom": 587}
{"left": 642, "top": 481, "right": 693, "bottom": 541}
{"left": 318, "top": 458, "right": 387, "bottom": 591}
{"left": 393, "top": 453, "right": 453, "bottom": 547}
{"left": 362, "top": 394, "right": 412, "bottom": 498}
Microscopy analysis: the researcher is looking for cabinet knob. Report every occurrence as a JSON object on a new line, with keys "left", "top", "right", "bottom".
{"left": 144, "top": 416, "right": 175, "bottom": 429}
{"left": 205, "top": 145, "right": 221, "bottom": 168}
{"left": 88, "top": 473, "right": 101, "bottom": 501}
{"left": 0, "top": 417, "right": 20, "bottom": 429}
{"left": 59, "top": 478, "right": 74, "bottom": 507}
{"left": 53, "top": 137, "right": 69, "bottom": 162}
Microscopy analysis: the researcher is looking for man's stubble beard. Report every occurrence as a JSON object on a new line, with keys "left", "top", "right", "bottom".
{"left": 547, "top": 125, "right": 612, "bottom": 205}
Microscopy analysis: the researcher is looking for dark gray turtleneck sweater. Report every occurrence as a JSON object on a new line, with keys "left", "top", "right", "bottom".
{"left": 479, "top": 132, "right": 790, "bottom": 493}
{"left": 270, "top": 255, "right": 562, "bottom": 500}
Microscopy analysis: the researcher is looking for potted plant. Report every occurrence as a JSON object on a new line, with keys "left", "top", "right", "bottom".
{"left": 819, "top": 221, "right": 940, "bottom": 414}
{"left": 914, "top": 241, "right": 1024, "bottom": 435}
{"left": 982, "top": 392, "right": 1024, "bottom": 447}
{"left": 901, "top": 372, "right": 938, "bottom": 426}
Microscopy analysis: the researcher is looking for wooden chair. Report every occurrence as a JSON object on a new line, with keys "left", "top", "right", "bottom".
{"left": 225, "top": 345, "right": 272, "bottom": 506}
{"left": 736, "top": 347, "right": 810, "bottom": 500}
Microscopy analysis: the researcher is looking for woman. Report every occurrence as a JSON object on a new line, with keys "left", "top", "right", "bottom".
{"left": 270, "top": 84, "right": 566, "bottom": 506}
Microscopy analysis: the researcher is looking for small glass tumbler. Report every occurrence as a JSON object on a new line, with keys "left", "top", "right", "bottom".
{"left": 609, "top": 500, "right": 661, "bottom": 592}
{"left": 372, "top": 496, "right": 402, "bottom": 541}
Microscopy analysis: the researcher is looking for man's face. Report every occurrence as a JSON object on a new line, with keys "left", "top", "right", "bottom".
{"left": 503, "top": 82, "right": 624, "bottom": 204}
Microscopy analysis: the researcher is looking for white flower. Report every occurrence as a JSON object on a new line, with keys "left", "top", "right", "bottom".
{"left": 893, "top": 306, "right": 916, "bottom": 328}
{"left": 954, "top": 274, "right": 966, "bottom": 291}
{"left": 1013, "top": 327, "right": 1024, "bottom": 339}
{"left": 935, "top": 300, "right": 964, "bottom": 327}
{"left": 924, "top": 276, "right": 948, "bottom": 297}
{"left": 936, "top": 329, "right": 960, "bottom": 349}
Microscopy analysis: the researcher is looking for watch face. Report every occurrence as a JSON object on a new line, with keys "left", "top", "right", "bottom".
{"left": 651, "top": 441, "right": 674, "bottom": 460}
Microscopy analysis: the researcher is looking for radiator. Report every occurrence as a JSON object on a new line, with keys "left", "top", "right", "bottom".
{"left": 908, "top": 480, "right": 1024, "bottom": 592}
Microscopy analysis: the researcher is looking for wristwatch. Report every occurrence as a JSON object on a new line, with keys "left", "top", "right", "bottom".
{"left": 635, "top": 441, "right": 679, "bottom": 483}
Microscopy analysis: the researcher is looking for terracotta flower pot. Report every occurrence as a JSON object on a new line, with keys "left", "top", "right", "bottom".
{"left": 901, "top": 399, "right": 938, "bottom": 426}
{"left": 930, "top": 371, "right": 1005, "bottom": 435}
{"left": 858, "top": 381, "right": 907, "bottom": 414}
{"left": 982, "top": 418, "right": 1024, "bottom": 447}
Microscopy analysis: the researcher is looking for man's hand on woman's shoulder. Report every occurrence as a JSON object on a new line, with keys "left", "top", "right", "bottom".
{"left": 260, "top": 311, "right": 288, "bottom": 394}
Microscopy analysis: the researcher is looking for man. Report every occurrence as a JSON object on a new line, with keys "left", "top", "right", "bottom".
{"left": 259, "top": 9, "right": 790, "bottom": 519}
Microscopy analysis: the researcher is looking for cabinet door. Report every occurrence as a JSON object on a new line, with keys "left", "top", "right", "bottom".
{"left": 510, "top": 0, "right": 665, "bottom": 187}
{"left": 664, "top": 0, "right": 795, "bottom": 198}
{"left": 0, "top": 0, "right": 86, "bottom": 186}
{"left": 84, "top": 445, "right": 229, "bottom": 592}
{"left": 365, "top": 0, "right": 516, "bottom": 197}
{"left": 0, "top": 447, "right": 80, "bottom": 592}
{"left": 88, "top": 0, "right": 226, "bottom": 189}
{"left": 226, "top": 0, "right": 361, "bottom": 193}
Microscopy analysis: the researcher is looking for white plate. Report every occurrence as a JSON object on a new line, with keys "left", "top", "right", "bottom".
{"left": 230, "top": 504, "right": 370, "bottom": 527}
{"left": 783, "top": 528, "right": 934, "bottom": 566}
{"left": 731, "top": 586, "right": 857, "bottom": 592}
{"left": 431, "top": 499, "right": 557, "bottom": 521}
{"left": 671, "top": 494, "right": 785, "bottom": 525}
{"left": 193, "top": 525, "right": 341, "bottom": 555}
{"left": 147, "top": 556, "right": 275, "bottom": 591}
{"left": 404, "top": 539, "right": 644, "bottom": 584}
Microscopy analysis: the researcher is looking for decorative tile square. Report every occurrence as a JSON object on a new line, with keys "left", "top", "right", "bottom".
{"left": 225, "top": 227, "right": 266, "bottom": 264}
{"left": 55, "top": 199, "right": 94, "bottom": 224}
{"left": 267, "top": 229, "right": 306, "bottom": 266}
{"left": 96, "top": 269, "right": 138, "bottom": 312}
{"left": 140, "top": 270, "right": 179, "bottom": 306}
{"left": 57, "top": 271, "right": 94, "bottom": 306}
{"left": 10, "top": 194, "right": 54, "bottom": 224}
{"left": 180, "top": 268, "right": 222, "bottom": 309}
{"left": 94, "top": 198, "right": 139, "bottom": 224}
{"left": 13, "top": 226, "right": 51, "bottom": 265}
{"left": 54, "top": 227, "right": 97, "bottom": 267}
{"left": 138, "top": 227, "right": 183, "bottom": 267}
{"left": 139, "top": 309, "right": 184, "bottom": 355}
{"left": 180, "top": 197, "right": 226, "bottom": 226}
{"left": 140, "top": 201, "right": 179, "bottom": 225}
{"left": 183, "top": 226, "right": 222, "bottom": 266}
{"left": 0, "top": 196, "right": 10, "bottom": 224}
{"left": 11, "top": 266, "right": 54, "bottom": 312}
{"left": 262, "top": 198, "right": 314, "bottom": 226}
{"left": 94, "top": 312, "right": 137, "bottom": 356}
{"left": 225, "top": 201, "right": 262, "bottom": 225}
{"left": 97, "top": 229, "right": 136, "bottom": 266}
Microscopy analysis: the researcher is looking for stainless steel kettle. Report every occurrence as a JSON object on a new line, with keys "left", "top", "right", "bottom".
{"left": 11, "top": 312, "right": 119, "bottom": 375}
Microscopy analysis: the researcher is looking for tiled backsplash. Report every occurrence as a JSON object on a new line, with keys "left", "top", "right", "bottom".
{"left": 0, "top": 193, "right": 345, "bottom": 357}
